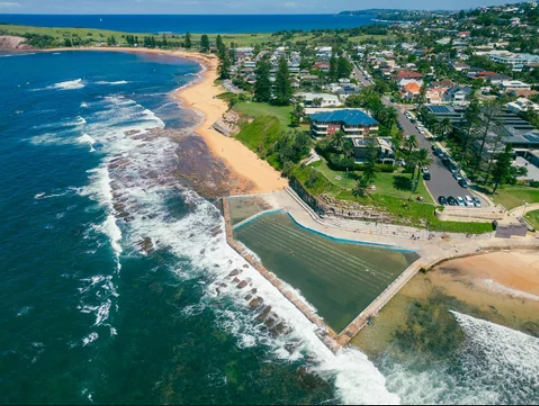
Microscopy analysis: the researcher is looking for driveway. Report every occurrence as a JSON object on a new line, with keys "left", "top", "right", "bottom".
{"left": 381, "top": 97, "right": 488, "bottom": 207}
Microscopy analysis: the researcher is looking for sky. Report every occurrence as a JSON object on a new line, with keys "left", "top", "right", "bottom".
{"left": 0, "top": 0, "right": 522, "bottom": 14}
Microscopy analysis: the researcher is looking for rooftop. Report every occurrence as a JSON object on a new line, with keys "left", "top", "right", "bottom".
{"left": 309, "top": 109, "right": 379, "bottom": 127}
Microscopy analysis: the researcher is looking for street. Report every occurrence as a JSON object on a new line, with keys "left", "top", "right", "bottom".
{"left": 351, "top": 63, "right": 485, "bottom": 206}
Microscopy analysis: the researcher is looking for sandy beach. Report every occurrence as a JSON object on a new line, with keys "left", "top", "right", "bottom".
{"left": 43, "top": 46, "right": 287, "bottom": 195}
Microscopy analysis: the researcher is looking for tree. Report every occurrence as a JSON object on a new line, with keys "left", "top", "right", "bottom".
{"left": 290, "top": 102, "right": 305, "bottom": 127}
{"left": 216, "top": 35, "right": 225, "bottom": 55}
{"left": 459, "top": 98, "right": 481, "bottom": 156}
{"left": 329, "top": 54, "right": 338, "bottom": 82}
{"left": 64, "top": 38, "right": 73, "bottom": 47}
{"left": 253, "top": 58, "right": 272, "bottom": 103}
{"left": 330, "top": 130, "right": 347, "bottom": 153}
{"left": 364, "top": 137, "right": 379, "bottom": 183}
{"left": 217, "top": 48, "right": 231, "bottom": 80}
{"left": 436, "top": 118, "right": 453, "bottom": 140}
{"left": 491, "top": 145, "right": 514, "bottom": 193}
{"left": 273, "top": 56, "right": 292, "bottom": 106}
{"left": 413, "top": 149, "right": 433, "bottom": 191}
{"left": 185, "top": 31, "right": 192, "bottom": 49}
{"left": 337, "top": 56, "right": 353, "bottom": 80}
{"left": 474, "top": 100, "right": 503, "bottom": 174}
{"left": 353, "top": 176, "right": 371, "bottom": 197}
{"left": 200, "top": 35, "right": 210, "bottom": 53}
{"left": 404, "top": 135, "right": 418, "bottom": 155}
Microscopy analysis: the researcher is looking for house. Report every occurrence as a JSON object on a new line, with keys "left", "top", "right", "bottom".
{"left": 499, "top": 80, "right": 532, "bottom": 92}
{"left": 507, "top": 98, "right": 539, "bottom": 114}
{"left": 451, "top": 61, "right": 471, "bottom": 72}
{"left": 298, "top": 92, "right": 341, "bottom": 108}
{"left": 308, "top": 109, "right": 379, "bottom": 138}
{"left": 313, "top": 62, "right": 330, "bottom": 73}
{"left": 487, "top": 51, "right": 539, "bottom": 71}
{"left": 401, "top": 82, "right": 422, "bottom": 100}
{"left": 393, "top": 70, "right": 424, "bottom": 81}
{"left": 431, "top": 80, "right": 456, "bottom": 90}
{"left": 426, "top": 88, "right": 447, "bottom": 105}
{"left": 510, "top": 89, "right": 539, "bottom": 98}
{"left": 444, "top": 86, "right": 473, "bottom": 104}
{"left": 398, "top": 78, "right": 424, "bottom": 89}
{"left": 351, "top": 137, "right": 396, "bottom": 164}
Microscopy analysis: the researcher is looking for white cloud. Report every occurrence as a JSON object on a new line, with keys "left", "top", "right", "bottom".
{"left": 0, "top": 1, "right": 21, "bottom": 9}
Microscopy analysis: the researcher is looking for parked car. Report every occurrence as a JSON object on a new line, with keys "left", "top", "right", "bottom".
{"left": 454, "top": 175, "right": 464, "bottom": 182}
{"left": 465, "top": 196, "right": 475, "bottom": 207}
{"left": 448, "top": 196, "right": 457, "bottom": 206}
{"left": 439, "top": 196, "right": 448, "bottom": 206}
{"left": 457, "top": 197, "right": 466, "bottom": 207}
{"left": 459, "top": 179, "right": 469, "bottom": 188}
{"left": 423, "top": 171, "right": 431, "bottom": 181}
{"left": 473, "top": 197, "right": 482, "bottom": 208}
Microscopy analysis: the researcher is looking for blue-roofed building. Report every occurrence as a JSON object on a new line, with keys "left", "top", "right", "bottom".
{"left": 308, "top": 109, "right": 379, "bottom": 138}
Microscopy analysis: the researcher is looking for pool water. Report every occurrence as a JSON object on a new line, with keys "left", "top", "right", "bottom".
{"left": 234, "top": 212, "right": 419, "bottom": 332}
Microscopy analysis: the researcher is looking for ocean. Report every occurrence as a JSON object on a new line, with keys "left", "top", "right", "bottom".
{"left": 1, "top": 50, "right": 538, "bottom": 405}
{"left": 0, "top": 14, "right": 379, "bottom": 34}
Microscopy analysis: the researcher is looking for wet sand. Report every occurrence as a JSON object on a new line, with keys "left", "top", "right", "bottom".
{"left": 42, "top": 46, "right": 288, "bottom": 195}
{"left": 353, "top": 251, "right": 539, "bottom": 357}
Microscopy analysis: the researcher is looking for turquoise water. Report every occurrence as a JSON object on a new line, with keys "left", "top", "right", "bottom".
{"left": 234, "top": 212, "right": 418, "bottom": 332}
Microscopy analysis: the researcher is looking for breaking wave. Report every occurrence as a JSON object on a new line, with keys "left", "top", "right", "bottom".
{"left": 95, "top": 80, "right": 130, "bottom": 86}
{"left": 378, "top": 312, "right": 539, "bottom": 405}
{"left": 47, "top": 79, "right": 85, "bottom": 91}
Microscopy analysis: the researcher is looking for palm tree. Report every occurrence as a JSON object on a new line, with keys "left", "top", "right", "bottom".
{"left": 330, "top": 130, "right": 346, "bottom": 153}
{"left": 436, "top": 118, "right": 453, "bottom": 140}
{"left": 353, "top": 176, "right": 371, "bottom": 197}
{"left": 384, "top": 107, "right": 399, "bottom": 129}
{"left": 404, "top": 135, "right": 418, "bottom": 155}
{"left": 343, "top": 140, "right": 355, "bottom": 159}
{"left": 413, "top": 148, "right": 433, "bottom": 191}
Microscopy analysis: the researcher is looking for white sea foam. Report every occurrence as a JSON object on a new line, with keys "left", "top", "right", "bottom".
{"left": 378, "top": 312, "right": 539, "bottom": 405}
{"left": 29, "top": 86, "right": 399, "bottom": 403}
{"left": 47, "top": 79, "right": 85, "bottom": 90}
{"left": 17, "top": 306, "right": 33, "bottom": 317}
{"left": 481, "top": 279, "right": 539, "bottom": 301}
{"left": 96, "top": 80, "right": 130, "bottom": 86}
{"left": 78, "top": 134, "right": 97, "bottom": 152}
{"left": 82, "top": 332, "right": 99, "bottom": 347}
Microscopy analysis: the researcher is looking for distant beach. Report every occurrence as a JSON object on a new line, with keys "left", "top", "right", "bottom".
{"left": 41, "top": 46, "right": 287, "bottom": 195}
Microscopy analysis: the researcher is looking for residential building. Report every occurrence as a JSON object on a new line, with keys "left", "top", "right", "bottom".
{"left": 351, "top": 137, "right": 396, "bottom": 164}
{"left": 401, "top": 82, "right": 422, "bottom": 100}
{"left": 313, "top": 62, "right": 330, "bottom": 73}
{"left": 507, "top": 98, "right": 539, "bottom": 114}
{"left": 444, "top": 86, "right": 473, "bottom": 104}
{"left": 308, "top": 109, "right": 379, "bottom": 138}
{"left": 426, "top": 88, "right": 447, "bottom": 105}
{"left": 298, "top": 92, "right": 341, "bottom": 108}
{"left": 451, "top": 61, "right": 471, "bottom": 72}
{"left": 486, "top": 51, "right": 539, "bottom": 71}
{"left": 499, "top": 80, "right": 532, "bottom": 92}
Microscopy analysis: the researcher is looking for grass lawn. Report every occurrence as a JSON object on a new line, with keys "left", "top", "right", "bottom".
{"left": 294, "top": 165, "right": 494, "bottom": 235}
{"left": 525, "top": 210, "right": 539, "bottom": 230}
{"left": 0, "top": 23, "right": 275, "bottom": 48}
{"left": 234, "top": 101, "right": 293, "bottom": 127}
{"left": 311, "top": 159, "right": 434, "bottom": 203}
{"left": 490, "top": 186, "right": 539, "bottom": 210}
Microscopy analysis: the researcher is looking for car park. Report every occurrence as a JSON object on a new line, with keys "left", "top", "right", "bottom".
{"left": 439, "top": 196, "right": 448, "bottom": 206}
{"left": 459, "top": 179, "right": 469, "bottom": 188}
{"left": 457, "top": 197, "right": 466, "bottom": 207}
{"left": 448, "top": 196, "right": 457, "bottom": 206}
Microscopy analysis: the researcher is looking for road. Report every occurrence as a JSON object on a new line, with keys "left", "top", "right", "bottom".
{"left": 352, "top": 63, "right": 485, "bottom": 206}
{"left": 352, "top": 62, "right": 372, "bottom": 87}
{"left": 381, "top": 97, "right": 488, "bottom": 206}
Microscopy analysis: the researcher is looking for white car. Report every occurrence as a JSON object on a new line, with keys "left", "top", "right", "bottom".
{"left": 457, "top": 197, "right": 466, "bottom": 207}
{"left": 465, "top": 196, "right": 475, "bottom": 207}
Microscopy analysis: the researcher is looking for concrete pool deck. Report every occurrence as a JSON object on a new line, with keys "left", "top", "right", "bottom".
{"left": 222, "top": 190, "right": 539, "bottom": 352}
